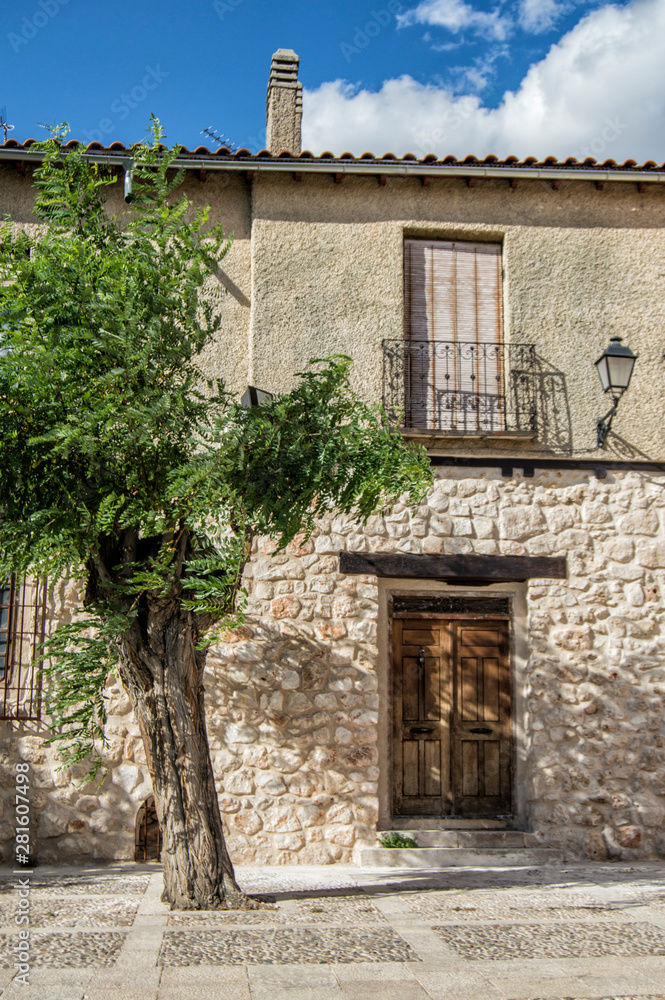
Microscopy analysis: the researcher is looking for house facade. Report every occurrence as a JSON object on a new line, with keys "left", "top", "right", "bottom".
{"left": 1, "top": 50, "right": 665, "bottom": 866}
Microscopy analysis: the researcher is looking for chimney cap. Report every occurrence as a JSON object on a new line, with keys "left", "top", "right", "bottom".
{"left": 272, "top": 48, "right": 299, "bottom": 61}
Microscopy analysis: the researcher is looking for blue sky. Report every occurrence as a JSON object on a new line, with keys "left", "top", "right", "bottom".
{"left": 2, "top": 0, "right": 662, "bottom": 160}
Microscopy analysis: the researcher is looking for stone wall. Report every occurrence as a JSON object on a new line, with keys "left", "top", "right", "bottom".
{"left": 1, "top": 467, "right": 664, "bottom": 865}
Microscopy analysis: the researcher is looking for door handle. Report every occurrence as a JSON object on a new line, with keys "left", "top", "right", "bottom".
{"left": 410, "top": 726, "right": 434, "bottom": 734}
{"left": 469, "top": 727, "right": 493, "bottom": 734}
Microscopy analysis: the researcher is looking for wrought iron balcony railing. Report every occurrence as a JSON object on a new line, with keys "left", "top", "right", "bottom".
{"left": 382, "top": 340, "right": 538, "bottom": 436}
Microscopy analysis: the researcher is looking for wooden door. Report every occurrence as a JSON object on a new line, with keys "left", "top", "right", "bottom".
{"left": 451, "top": 621, "right": 512, "bottom": 815}
{"left": 392, "top": 616, "right": 512, "bottom": 817}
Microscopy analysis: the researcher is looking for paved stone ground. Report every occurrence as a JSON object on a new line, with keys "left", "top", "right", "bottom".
{"left": 0, "top": 862, "right": 664, "bottom": 1000}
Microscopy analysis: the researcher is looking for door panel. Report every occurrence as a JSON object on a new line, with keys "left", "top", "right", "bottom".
{"left": 392, "top": 618, "right": 451, "bottom": 815}
{"left": 451, "top": 621, "right": 512, "bottom": 815}
{"left": 393, "top": 614, "right": 512, "bottom": 817}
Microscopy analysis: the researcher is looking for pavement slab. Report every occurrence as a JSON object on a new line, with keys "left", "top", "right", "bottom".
{"left": 0, "top": 861, "right": 663, "bottom": 998}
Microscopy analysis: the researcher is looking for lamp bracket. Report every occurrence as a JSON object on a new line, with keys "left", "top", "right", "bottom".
{"left": 597, "top": 394, "right": 621, "bottom": 448}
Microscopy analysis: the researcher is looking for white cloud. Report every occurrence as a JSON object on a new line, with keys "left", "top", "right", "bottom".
{"left": 303, "top": 0, "right": 665, "bottom": 162}
{"left": 450, "top": 44, "right": 510, "bottom": 92}
{"left": 518, "top": 0, "right": 568, "bottom": 33}
{"left": 398, "top": 0, "right": 513, "bottom": 41}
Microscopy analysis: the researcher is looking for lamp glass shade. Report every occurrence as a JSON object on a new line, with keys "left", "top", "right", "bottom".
{"left": 595, "top": 336, "right": 636, "bottom": 394}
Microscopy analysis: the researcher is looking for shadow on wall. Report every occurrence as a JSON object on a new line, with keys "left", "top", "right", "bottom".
{"left": 604, "top": 431, "right": 657, "bottom": 462}
{"left": 202, "top": 616, "right": 379, "bottom": 866}
{"left": 533, "top": 353, "right": 572, "bottom": 455}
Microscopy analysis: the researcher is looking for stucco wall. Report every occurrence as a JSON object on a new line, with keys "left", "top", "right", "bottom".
{"left": 0, "top": 163, "right": 254, "bottom": 399}
{"left": 246, "top": 173, "right": 665, "bottom": 460}
{"left": 3, "top": 162, "right": 663, "bottom": 457}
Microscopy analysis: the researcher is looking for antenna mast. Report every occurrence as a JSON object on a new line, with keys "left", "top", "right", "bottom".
{"left": 200, "top": 127, "right": 238, "bottom": 152}
{"left": 0, "top": 108, "right": 15, "bottom": 143}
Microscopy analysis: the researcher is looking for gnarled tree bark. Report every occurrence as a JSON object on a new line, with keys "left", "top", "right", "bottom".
{"left": 116, "top": 597, "right": 250, "bottom": 909}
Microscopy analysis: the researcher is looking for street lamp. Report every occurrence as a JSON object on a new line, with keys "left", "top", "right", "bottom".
{"left": 240, "top": 386, "right": 273, "bottom": 409}
{"left": 595, "top": 335, "right": 637, "bottom": 448}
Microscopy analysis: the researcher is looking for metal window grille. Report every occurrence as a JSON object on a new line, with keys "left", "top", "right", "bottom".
{"left": 0, "top": 576, "right": 47, "bottom": 722}
{"left": 382, "top": 339, "right": 538, "bottom": 435}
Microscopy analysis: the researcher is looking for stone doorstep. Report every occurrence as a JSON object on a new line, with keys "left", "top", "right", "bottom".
{"left": 356, "top": 847, "right": 564, "bottom": 868}
{"left": 385, "top": 831, "right": 529, "bottom": 849}
{"left": 389, "top": 817, "right": 514, "bottom": 831}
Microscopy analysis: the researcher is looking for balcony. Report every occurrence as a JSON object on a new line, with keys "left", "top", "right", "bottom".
{"left": 382, "top": 340, "right": 538, "bottom": 440}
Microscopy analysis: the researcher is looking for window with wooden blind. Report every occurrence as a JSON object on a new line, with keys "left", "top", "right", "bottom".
{"left": 403, "top": 239, "right": 505, "bottom": 432}
{"left": 0, "top": 576, "right": 46, "bottom": 721}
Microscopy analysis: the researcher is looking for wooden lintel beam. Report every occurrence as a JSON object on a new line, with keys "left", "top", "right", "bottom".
{"left": 339, "top": 551, "right": 567, "bottom": 582}
{"left": 595, "top": 180, "right": 604, "bottom": 190}
{"left": 198, "top": 168, "right": 207, "bottom": 182}
{"left": 421, "top": 176, "right": 432, "bottom": 187}
{"left": 466, "top": 177, "right": 477, "bottom": 188}
{"left": 334, "top": 173, "right": 343, "bottom": 184}
{"left": 552, "top": 179, "right": 562, "bottom": 190}
{"left": 378, "top": 174, "right": 387, "bottom": 186}
{"left": 510, "top": 178, "right": 519, "bottom": 189}
{"left": 294, "top": 171, "right": 302, "bottom": 182}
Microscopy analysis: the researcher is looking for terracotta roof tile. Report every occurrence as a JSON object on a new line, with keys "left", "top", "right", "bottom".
{"left": 0, "top": 139, "right": 662, "bottom": 176}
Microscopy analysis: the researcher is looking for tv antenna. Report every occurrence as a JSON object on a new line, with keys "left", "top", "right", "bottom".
{"left": 0, "top": 108, "right": 15, "bottom": 143}
{"left": 201, "top": 126, "right": 238, "bottom": 152}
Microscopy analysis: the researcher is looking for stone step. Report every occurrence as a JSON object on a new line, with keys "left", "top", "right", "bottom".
{"left": 357, "top": 847, "right": 563, "bottom": 868}
{"left": 393, "top": 817, "right": 514, "bottom": 831}
{"left": 387, "top": 830, "right": 529, "bottom": 849}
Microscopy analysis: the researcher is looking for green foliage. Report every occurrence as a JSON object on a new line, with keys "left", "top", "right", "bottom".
{"left": 378, "top": 832, "right": 419, "bottom": 849}
{"left": 0, "top": 118, "right": 433, "bottom": 773}
{"left": 39, "top": 611, "right": 128, "bottom": 780}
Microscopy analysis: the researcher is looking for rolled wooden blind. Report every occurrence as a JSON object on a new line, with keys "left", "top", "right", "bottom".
{"left": 404, "top": 240, "right": 504, "bottom": 431}
{"left": 404, "top": 239, "right": 503, "bottom": 344}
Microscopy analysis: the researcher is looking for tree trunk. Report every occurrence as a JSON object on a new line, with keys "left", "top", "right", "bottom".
{"left": 116, "top": 597, "right": 251, "bottom": 910}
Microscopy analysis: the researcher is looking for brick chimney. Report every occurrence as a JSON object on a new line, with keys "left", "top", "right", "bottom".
{"left": 266, "top": 49, "right": 302, "bottom": 155}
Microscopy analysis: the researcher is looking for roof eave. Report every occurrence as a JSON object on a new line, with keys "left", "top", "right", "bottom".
{"left": 0, "top": 148, "right": 663, "bottom": 184}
